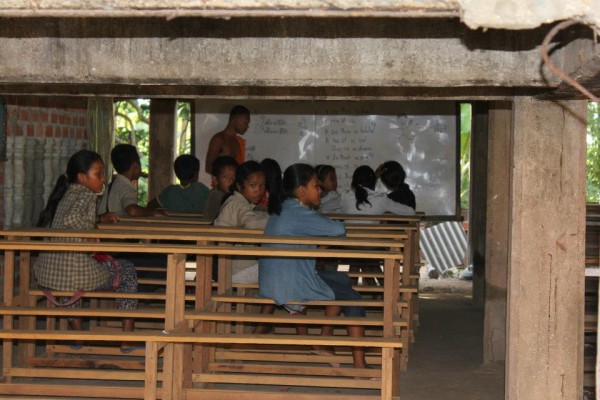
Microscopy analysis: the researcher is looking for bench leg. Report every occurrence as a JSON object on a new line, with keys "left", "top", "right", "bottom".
{"left": 144, "top": 341, "right": 159, "bottom": 400}
{"left": 381, "top": 347, "right": 395, "bottom": 400}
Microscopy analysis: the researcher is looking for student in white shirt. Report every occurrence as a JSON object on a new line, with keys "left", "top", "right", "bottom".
{"left": 340, "top": 165, "right": 415, "bottom": 218}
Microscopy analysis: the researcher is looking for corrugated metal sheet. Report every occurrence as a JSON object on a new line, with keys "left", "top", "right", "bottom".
{"left": 420, "top": 221, "right": 467, "bottom": 276}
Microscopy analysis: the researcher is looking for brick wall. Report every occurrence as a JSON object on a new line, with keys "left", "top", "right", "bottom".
{"left": 0, "top": 96, "right": 90, "bottom": 228}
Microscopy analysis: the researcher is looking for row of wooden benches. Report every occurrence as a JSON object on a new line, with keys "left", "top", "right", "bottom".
{"left": 0, "top": 214, "right": 421, "bottom": 400}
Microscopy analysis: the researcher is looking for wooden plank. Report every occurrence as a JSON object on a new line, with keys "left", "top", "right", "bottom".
{"left": 209, "top": 362, "right": 380, "bottom": 377}
{"left": 27, "top": 356, "right": 145, "bottom": 370}
{"left": 0, "top": 330, "right": 402, "bottom": 347}
{"left": 2, "top": 227, "right": 406, "bottom": 248}
{"left": 118, "top": 216, "right": 211, "bottom": 225}
{"left": 5, "top": 367, "right": 147, "bottom": 380}
{"left": 28, "top": 289, "right": 167, "bottom": 300}
{"left": 186, "top": 312, "right": 408, "bottom": 327}
{"left": 0, "top": 306, "right": 165, "bottom": 318}
{"left": 0, "top": 240, "right": 402, "bottom": 259}
{"left": 183, "top": 389, "right": 379, "bottom": 400}
{"left": 193, "top": 373, "right": 381, "bottom": 389}
{"left": 215, "top": 349, "right": 382, "bottom": 365}
{"left": 211, "top": 295, "right": 404, "bottom": 307}
{"left": 326, "top": 213, "right": 421, "bottom": 223}
{"left": 0, "top": 384, "right": 145, "bottom": 398}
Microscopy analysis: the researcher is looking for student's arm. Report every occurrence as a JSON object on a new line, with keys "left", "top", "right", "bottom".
{"left": 64, "top": 197, "right": 96, "bottom": 230}
{"left": 205, "top": 135, "right": 223, "bottom": 174}
{"left": 97, "top": 212, "right": 120, "bottom": 224}
{"left": 298, "top": 208, "right": 346, "bottom": 237}
{"left": 238, "top": 207, "right": 268, "bottom": 229}
{"left": 146, "top": 197, "right": 161, "bottom": 210}
{"left": 385, "top": 198, "right": 416, "bottom": 216}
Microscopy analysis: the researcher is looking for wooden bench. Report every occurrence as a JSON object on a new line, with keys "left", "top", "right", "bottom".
{"left": 0, "top": 229, "right": 408, "bottom": 400}
{"left": 5, "top": 222, "right": 419, "bottom": 320}
{"left": 98, "top": 216, "right": 422, "bottom": 344}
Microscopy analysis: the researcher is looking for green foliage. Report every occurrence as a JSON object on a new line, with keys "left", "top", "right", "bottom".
{"left": 177, "top": 102, "right": 192, "bottom": 154}
{"left": 459, "top": 103, "right": 472, "bottom": 210}
{"left": 113, "top": 99, "right": 192, "bottom": 205}
{"left": 587, "top": 102, "right": 600, "bottom": 203}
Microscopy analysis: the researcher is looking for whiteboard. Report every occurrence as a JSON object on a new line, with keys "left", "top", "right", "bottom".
{"left": 194, "top": 100, "right": 458, "bottom": 216}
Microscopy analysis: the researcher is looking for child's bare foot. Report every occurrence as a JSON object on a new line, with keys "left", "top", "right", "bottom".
{"left": 354, "top": 365, "right": 380, "bottom": 380}
{"left": 309, "top": 349, "right": 340, "bottom": 368}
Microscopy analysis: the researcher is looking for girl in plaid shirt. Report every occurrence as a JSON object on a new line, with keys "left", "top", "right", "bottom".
{"left": 34, "top": 150, "right": 139, "bottom": 352}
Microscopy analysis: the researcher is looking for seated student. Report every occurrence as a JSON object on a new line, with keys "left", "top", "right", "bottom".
{"left": 340, "top": 165, "right": 415, "bottom": 219}
{"left": 259, "top": 163, "right": 369, "bottom": 369}
{"left": 377, "top": 160, "right": 416, "bottom": 210}
{"left": 202, "top": 155, "right": 237, "bottom": 222}
{"left": 98, "top": 144, "right": 165, "bottom": 217}
{"left": 315, "top": 164, "right": 341, "bottom": 213}
{"left": 214, "top": 161, "right": 268, "bottom": 283}
{"left": 341, "top": 165, "right": 415, "bottom": 288}
{"left": 148, "top": 154, "right": 210, "bottom": 213}
{"left": 34, "top": 150, "right": 139, "bottom": 353}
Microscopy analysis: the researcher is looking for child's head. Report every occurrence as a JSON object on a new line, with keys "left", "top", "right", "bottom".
{"left": 38, "top": 150, "right": 105, "bottom": 227}
{"left": 174, "top": 154, "right": 200, "bottom": 184}
{"left": 235, "top": 161, "right": 265, "bottom": 205}
{"left": 70, "top": 150, "right": 106, "bottom": 194}
{"left": 211, "top": 156, "right": 237, "bottom": 193}
{"left": 351, "top": 165, "right": 377, "bottom": 191}
{"left": 111, "top": 144, "right": 141, "bottom": 178}
{"left": 379, "top": 161, "right": 407, "bottom": 191}
{"left": 260, "top": 158, "right": 284, "bottom": 214}
{"left": 260, "top": 158, "right": 282, "bottom": 191}
{"left": 282, "top": 163, "right": 321, "bottom": 209}
{"left": 315, "top": 164, "right": 337, "bottom": 193}
{"left": 351, "top": 165, "right": 376, "bottom": 210}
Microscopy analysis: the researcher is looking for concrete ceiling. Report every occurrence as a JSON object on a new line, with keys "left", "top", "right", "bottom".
{"left": 0, "top": 1, "right": 599, "bottom": 98}
{"left": 0, "top": 0, "right": 599, "bottom": 30}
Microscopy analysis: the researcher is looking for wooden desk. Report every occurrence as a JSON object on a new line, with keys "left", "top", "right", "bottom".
{"left": 0, "top": 228, "right": 408, "bottom": 400}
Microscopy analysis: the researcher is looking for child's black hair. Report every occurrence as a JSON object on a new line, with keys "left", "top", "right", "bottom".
{"left": 211, "top": 155, "right": 237, "bottom": 178}
{"left": 37, "top": 150, "right": 103, "bottom": 228}
{"left": 110, "top": 144, "right": 140, "bottom": 174}
{"left": 173, "top": 154, "right": 200, "bottom": 182}
{"left": 235, "top": 160, "right": 264, "bottom": 190}
{"left": 351, "top": 165, "right": 377, "bottom": 211}
{"left": 315, "top": 164, "right": 335, "bottom": 183}
{"left": 379, "top": 161, "right": 406, "bottom": 191}
{"left": 261, "top": 158, "right": 284, "bottom": 215}
{"left": 229, "top": 105, "right": 250, "bottom": 121}
{"left": 269, "top": 163, "right": 315, "bottom": 215}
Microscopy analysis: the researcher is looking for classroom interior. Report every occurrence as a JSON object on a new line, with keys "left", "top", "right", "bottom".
{"left": 0, "top": 2, "right": 598, "bottom": 399}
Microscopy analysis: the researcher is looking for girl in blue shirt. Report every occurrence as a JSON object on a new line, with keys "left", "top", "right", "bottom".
{"left": 259, "top": 163, "right": 368, "bottom": 369}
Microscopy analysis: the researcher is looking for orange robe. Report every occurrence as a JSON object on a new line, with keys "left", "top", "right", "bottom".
{"left": 235, "top": 135, "right": 246, "bottom": 165}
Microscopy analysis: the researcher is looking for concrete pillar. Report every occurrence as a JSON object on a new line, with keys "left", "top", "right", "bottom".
{"left": 149, "top": 99, "right": 177, "bottom": 200}
{"left": 484, "top": 101, "right": 511, "bottom": 365}
{"left": 470, "top": 102, "right": 489, "bottom": 309}
{"left": 506, "top": 98, "right": 586, "bottom": 400}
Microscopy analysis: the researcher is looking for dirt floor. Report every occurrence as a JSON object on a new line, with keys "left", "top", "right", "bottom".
{"left": 400, "top": 272, "right": 504, "bottom": 400}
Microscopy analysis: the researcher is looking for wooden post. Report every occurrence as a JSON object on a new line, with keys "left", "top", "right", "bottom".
{"left": 483, "top": 101, "right": 511, "bottom": 365}
{"left": 149, "top": 99, "right": 177, "bottom": 200}
{"left": 470, "top": 102, "right": 489, "bottom": 309}
{"left": 506, "top": 98, "right": 586, "bottom": 399}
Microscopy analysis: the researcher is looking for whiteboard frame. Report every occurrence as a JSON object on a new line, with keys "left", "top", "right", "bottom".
{"left": 193, "top": 99, "right": 462, "bottom": 220}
